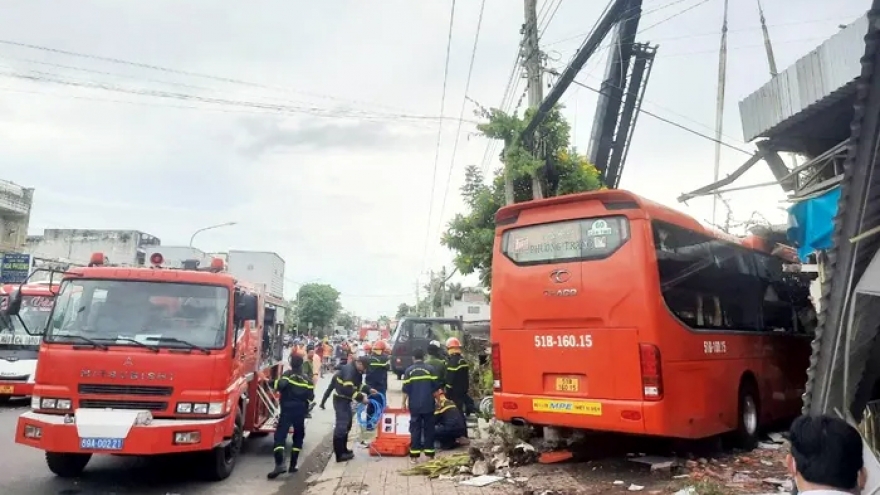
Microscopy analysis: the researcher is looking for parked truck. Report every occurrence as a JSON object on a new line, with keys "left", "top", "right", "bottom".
{"left": 0, "top": 281, "right": 59, "bottom": 402}
{"left": 6, "top": 251, "right": 286, "bottom": 480}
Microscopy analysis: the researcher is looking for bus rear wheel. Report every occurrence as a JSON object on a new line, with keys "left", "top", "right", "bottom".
{"left": 734, "top": 381, "right": 760, "bottom": 450}
{"left": 46, "top": 452, "right": 91, "bottom": 478}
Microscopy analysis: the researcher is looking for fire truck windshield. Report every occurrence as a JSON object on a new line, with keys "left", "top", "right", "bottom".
{"left": 45, "top": 280, "right": 230, "bottom": 350}
{"left": 0, "top": 295, "right": 51, "bottom": 349}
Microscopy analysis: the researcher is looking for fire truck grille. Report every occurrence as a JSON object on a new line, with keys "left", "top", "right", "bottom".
{"left": 79, "top": 399, "right": 168, "bottom": 411}
{"left": 78, "top": 384, "right": 173, "bottom": 396}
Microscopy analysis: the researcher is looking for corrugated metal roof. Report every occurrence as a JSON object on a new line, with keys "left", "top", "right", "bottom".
{"left": 739, "top": 14, "right": 868, "bottom": 141}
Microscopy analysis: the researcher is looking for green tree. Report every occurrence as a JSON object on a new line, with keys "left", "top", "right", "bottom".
{"left": 295, "top": 283, "right": 341, "bottom": 332}
{"left": 396, "top": 303, "right": 414, "bottom": 319}
{"left": 442, "top": 105, "right": 603, "bottom": 287}
{"left": 336, "top": 311, "right": 355, "bottom": 330}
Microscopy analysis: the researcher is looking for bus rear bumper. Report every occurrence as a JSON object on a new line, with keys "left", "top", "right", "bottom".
{"left": 0, "top": 381, "right": 34, "bottom": 397}
{"left": 16, "top": 410, "right": 229, "bottom": 455}
{"left": 493, "top": 392, "right": 660, "bottom": 435}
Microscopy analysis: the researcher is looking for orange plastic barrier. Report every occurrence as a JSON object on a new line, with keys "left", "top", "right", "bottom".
{"left": 369, "top": 407, "right": 411, "bottom": 457}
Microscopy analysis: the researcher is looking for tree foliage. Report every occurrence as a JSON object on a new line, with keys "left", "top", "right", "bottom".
{"left": 336, "top": 311, "right": 355, "bottom": 330}
{"left": 442, "top": 105, "right": 603, "bottom": 287}
{"left": 295, "top": 283, "right": 341, "bottom": 331}
{"left": 396, "top": 303, "right": 415, "bottom": 319}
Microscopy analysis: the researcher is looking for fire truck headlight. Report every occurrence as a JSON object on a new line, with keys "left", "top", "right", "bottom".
{"left": 56, "top": 399, "right": 72, "bottom": 410}
{"left": 24, "top": 424, "right": 42, "bottom": 439}
{"left": 31, "top": 396, "right": 40, "bottom": 410}
{"left": 176, "top": 402, "right": 193, "bottom": 413}
{"left": 207, "top": 402, "right": 224, "bottom": 415}
{"left": 192, "top": 403, "right": 209, "bottom": 414}
{"left": 40, "top": 398, "right": 57, "bottom": 409}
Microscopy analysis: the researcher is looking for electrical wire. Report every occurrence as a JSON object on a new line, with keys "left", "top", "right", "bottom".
{"left": 432, "top": 0, "right": 487, "bottom": 266}
{"left": 419, "top": 0, "right": 457, "bottom": 276}
{"left": 538, "top": 0, "right": 565, "bottom": 37}
{"left": 0, "top": 38, "right": 410, "bottom": 114}
{"left": 566, "top": 76, "right": 753, "bottom": 155}
{"left": 0, "top": 70, "right": 474, "bottom": 126}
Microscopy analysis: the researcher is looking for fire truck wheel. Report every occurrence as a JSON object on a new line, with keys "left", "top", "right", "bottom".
{"left": 733, "top": 379, "right": 760, "bottom": 450}
{"left": 203, "top": 406, "right": 244, "bottom": 481}
{"left": 45, "top": 452, "right": 92, "bottom": 478}
{"left": 0, "top": 395, "right": 10, "bottom": 404}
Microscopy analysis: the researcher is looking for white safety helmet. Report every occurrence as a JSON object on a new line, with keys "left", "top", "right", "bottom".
{"left": 429, "top": 340, "right": 441, "bottom": 348}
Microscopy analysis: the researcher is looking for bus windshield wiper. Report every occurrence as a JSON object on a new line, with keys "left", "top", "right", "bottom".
{"left": 49, "top": 334, "right": 108, "bottom": 350}
{"left": 97, "top": 337, "right": 160, "bottom": 353}
{"left": 145, "top": 336, "right": 210, "bottom": 355}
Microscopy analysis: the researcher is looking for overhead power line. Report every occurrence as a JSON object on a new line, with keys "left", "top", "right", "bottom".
{"left": 0, "top": 38, "right": 409, "bottom": 114}
{"left": 420, "top": 0, "right": 457, "bottom": 274}
{"left": 0, "top": 70, "right": 476, "bottom": 126}
{"left": 433, "top": 0, "right": 487, "bottom": 264}
{"left": 566, "top": 76, "right": 753, "bottom": 155}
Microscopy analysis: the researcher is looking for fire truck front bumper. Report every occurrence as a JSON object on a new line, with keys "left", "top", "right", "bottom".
{"left": 0, "top": 381, "right": 34, "bottom": 397}
{"left": 16, "top": 409, "right": 230, "bottom": 455}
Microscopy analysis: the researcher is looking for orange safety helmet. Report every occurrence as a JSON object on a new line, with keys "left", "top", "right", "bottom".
{"left": 445, "top": 337, "right": 462, "bottom": 348}
{"left": 373, "top": 340, "right": 387, "bottom": 352}
{"left": 363, "top": 342, "right": 372, "bottom": 352}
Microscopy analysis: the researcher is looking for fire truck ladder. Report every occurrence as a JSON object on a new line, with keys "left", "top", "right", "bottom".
{"left": 256, "top": 377, "right": 281, "bottom": 432}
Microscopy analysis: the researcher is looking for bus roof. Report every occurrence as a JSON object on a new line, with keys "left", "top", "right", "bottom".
{"left": 494, "top": 189, "right": 795, "bottom": 258}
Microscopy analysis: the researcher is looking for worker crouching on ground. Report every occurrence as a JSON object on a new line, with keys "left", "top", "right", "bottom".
{"left": 433, "top": 389, "right": 467, "bottom": 450}
{"left": 267, "top": 354, "right": 315, "bottom": 479}
{"left": 403, "top": 348, "right": 441, "bottom": 463}
{"left": 444, "top": 337, "right": 471, "bottom": 440}
{"left": 364, "top": 340, "right": 390, "bottom": 428}
{"left": 320, "top": 355, "right": 372, "bottom": 462}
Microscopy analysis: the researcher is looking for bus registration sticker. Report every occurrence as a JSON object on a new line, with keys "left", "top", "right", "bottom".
{"left": 555, "top": 377, "right": 579, "bottom": 392}
{"left": 533, "top": 398, "right": 602, "bottom": 416}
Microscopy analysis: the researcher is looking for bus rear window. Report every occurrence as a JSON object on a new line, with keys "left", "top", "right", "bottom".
{"left": 501, "top": 216, "right": 630, "bottom": 265}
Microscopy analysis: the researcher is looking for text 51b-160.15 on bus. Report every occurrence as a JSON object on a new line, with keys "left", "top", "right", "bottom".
{"left": 533, "top": 335, "right": 593, "bottom": 348}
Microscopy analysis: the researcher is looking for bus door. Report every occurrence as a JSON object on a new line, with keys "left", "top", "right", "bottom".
{"left": 494, "top": 212, "right": 647, "bottom": 403}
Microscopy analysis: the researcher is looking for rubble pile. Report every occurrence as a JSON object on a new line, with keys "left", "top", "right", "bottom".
{"left": 679, "top": 434, "right": 792, "bottom": 493}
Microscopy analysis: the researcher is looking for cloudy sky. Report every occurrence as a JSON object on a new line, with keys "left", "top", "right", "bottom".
{"left": 0, "top": 0, "right": 868, "bottom": 317}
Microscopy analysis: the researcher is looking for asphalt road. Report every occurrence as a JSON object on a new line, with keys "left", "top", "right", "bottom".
{"left": 0, "top": 373, "right": 336, "bottom": 495}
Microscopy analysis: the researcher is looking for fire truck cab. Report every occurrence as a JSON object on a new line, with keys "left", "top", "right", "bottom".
{"left": 0, "top": 281, "right": 59, "bottom": 402}
{"left": 8, "top": 252, "right": 286, "bottom": 481}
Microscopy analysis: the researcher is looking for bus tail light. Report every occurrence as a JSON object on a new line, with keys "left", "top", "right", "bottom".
{"left": 491, "top": 343, "right": 501, "bottom": 390}
{"left": 639, "top": 343, "right": 663, "bottom": 401}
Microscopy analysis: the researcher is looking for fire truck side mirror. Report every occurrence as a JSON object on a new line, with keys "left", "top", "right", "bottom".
{"left": 234, "top": 292, "right": 258, "bottom": 321}
{"left": 2, "top": 289, "right": 23, "bottom": 317}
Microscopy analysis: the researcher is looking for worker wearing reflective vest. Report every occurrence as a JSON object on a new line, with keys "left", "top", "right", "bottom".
{"left": 425, "top": 340, "right": 447, "bottom": 388}
{"left": 403, "top": 348, "right": 441, "bottom": 462}
{"left": 365, "top": 340, "right": 390, "bottom": 426}
{"left": 444, "top": 337, "right": 471, "bottom": 436}
{"left": 267, "top": 354, "right": 315, "bottom": 479}
{"left": 319, "top": 356, "right": 371, "bottom": 462}
{"left": 433, "top": 389, "right": 467, "bottom": 450}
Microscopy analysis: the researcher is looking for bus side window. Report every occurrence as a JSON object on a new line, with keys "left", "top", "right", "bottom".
{"left": 711, "top": 244, "right": 762, "bottom": 331}
{"left": 755, "top": 254, "right": 796, "bottom": 333}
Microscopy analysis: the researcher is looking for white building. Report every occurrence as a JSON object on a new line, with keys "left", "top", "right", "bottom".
{"left": 443, "top": 289, "right": 490, "bottom": 322}
{"left": 25, "top": 229, "right": 160, "bottom": 266}
{"left": 0, "top": 180, "right": 33, "bottom": 254}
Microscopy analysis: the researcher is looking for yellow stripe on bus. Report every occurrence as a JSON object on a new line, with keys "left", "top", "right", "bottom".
{"left": 532, "top": 399, "right": 602, "bottom": 416}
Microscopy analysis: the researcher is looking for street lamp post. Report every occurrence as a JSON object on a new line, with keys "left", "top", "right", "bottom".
{"left": 189, "top": 222, "right": 237, "bottom": 247}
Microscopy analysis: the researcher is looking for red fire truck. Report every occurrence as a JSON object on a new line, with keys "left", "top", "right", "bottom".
{"left": 6, "top": 252, "right": 287, "bottom": 480}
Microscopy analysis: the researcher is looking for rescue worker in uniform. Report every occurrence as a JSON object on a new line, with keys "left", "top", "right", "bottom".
{"left": 320, "top": 356, "right": 371, "bottom": 462}
{"left": 444, "top": 337, "right": 471, "bottom": 438}
{"left": 267, "top": 354, "right": 314, "bottom": 479}
{"left": 364, "top": 340, "right": 390, "bottom": 425}
{"left": 433, "top": 389, "right": 467, "bottom": 449}
{"left": 403, "top": 348, "right": 441, "bottom": 463}
{"left": 425, "top": 340, "right": 448, "bottom": 388}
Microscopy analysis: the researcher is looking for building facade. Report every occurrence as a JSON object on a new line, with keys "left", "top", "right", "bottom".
{"left": 0, "top": 179, "right": 34, "bottom": 254}
{"left": 25, "top": 229, "right": 160, "bottom": 266}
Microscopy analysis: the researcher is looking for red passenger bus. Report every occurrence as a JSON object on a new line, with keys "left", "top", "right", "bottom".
{"left": 490, "top": 190, "right": 815, "bottom": 446}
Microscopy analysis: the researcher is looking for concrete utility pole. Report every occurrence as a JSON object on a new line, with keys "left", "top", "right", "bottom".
{"left": 711, "top": 0, "right": 730, "bottom": 226}
{"left": 522, "top": 0, "right": 544, "bottom": 201}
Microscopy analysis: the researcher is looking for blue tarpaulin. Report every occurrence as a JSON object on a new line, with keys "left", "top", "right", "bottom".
{"left": 787, "top": 187, "right": 841, "bottom": 261}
